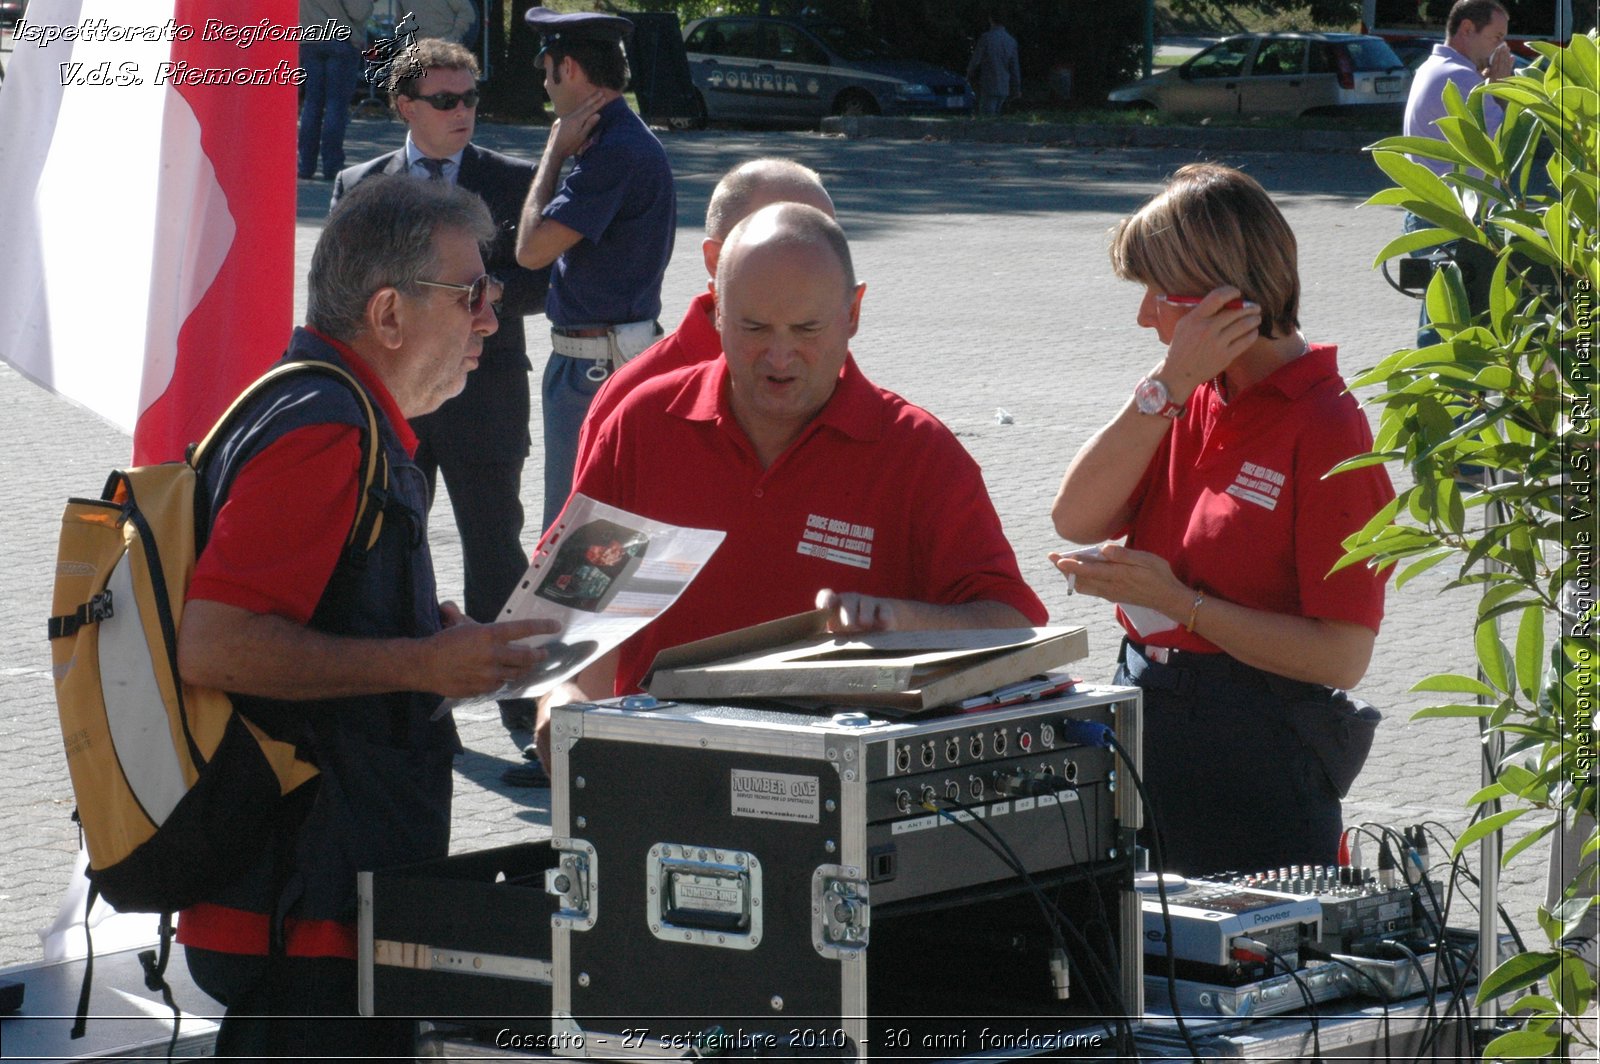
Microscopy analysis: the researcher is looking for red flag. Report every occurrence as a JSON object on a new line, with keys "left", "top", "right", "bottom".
{"left": 135, "top": 0, "right": 296, "bottom": 464}
{"left": 0, "top": 0, "right": 297, "bottom": 464}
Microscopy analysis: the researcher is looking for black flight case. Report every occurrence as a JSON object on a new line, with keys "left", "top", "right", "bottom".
{"left": 540, "top": 684, "right": 1144, "bottom": 1060}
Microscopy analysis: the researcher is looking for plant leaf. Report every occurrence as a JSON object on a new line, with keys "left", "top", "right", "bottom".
{"left": 1553, "top": 85, "right": 1600, "bottom": 122}
{"left": 1412, "top": 672, "right": 1497, "bottom": 697}
{"left": 1412, "top": 703, "right": 1500, "bottom": 719}
{"left": 1395, "top": 549, "right": 1456, "bottom": 588}
{"left": 1495, "top": 763, "right": 1540, "bottom": 794}
{"left": 1435, "top": 116, "right": 1502, "bottom": 176}
{"left": 1488, "top": 252, "right": 1518, "bottom": 338}
{"left": 1503, "top": 993, "right": 1558, "bottom": 1015}
{"left": 1329, "top": 451, "right": 1402, "bottom": 474}
{"left": 1426, "top": 263, "right": 1472, "bottom": 333}
{"left": 1466, "top": 781, "right": 1512, "bottom": 804}
{"left": 1370, "top": 134, "right": 1475, "bottom": 162}
{"left": 1362, "top": 187, "right": 1420, "bottom": 208}
{"left": 1453, "top": 807, "right": 1527, "bottom": 856}
{"left": 1502, "top": 820, "right": 1557, "bottom": 866}
{"left": 1372, "top": 149, "right": 1468, "bottom": 218}
{"left": 1476, "top": 950, "right": 1563, "bottom": 1002}
{"left": 1551, "top": 953, "right": 1597, "bottom": 1017}
{"left": 1515, "top": 604, "right": 1546, "bottom": 702}
{"left": 1476, "top": 617, "right": 1514, "bottom": 693}
{"left": 1440, "top": 475, "right": 1467, "bottom": 534}
{"left": 1495, "top": 219, "right": 1558, "bottom": 261}
{"left": 1481, "top": 1027, "right": 1561, "bottom": 1058}
{"left": 1554, "top": 894, "right": 1599, "bottom": 941}
{"left": 1447, "top": 170, "right": 1514, "bottom": 207}
{"left": 1559, "top": 32, "right": 1598, "bottom": 91}
{"left": 1543, "top": 199, "right": 1573, "bottom": 271}
{"left": 1373, "top": 226, "right": 1461, "bottom": 266}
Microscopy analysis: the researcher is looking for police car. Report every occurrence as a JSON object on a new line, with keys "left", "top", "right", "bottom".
{"left": 681, "top": 15, "right": 974, "bottom": 125}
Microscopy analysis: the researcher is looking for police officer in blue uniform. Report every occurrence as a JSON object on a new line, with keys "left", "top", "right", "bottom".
{"left": 515, "top": 7, "right": 677, "bottom": 533}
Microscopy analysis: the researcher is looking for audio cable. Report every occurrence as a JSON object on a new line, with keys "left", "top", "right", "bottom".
{"left": 1052, "top": 779, "right": 1122, "bottom": 987}
{"left": 1301, "top": 943, "right": 1395, "bottom": 1061}
{"left": 922, "top": 791, "right": 1131, "bottom": 1050}
{"left": 1234, "top": 937, "right": 1322, "bottom": 1060}
{"left": 1054, "top": 717, "right": 1203, "bottom": 1063}
{"left": 923, "top": 792, "right": 1122, "bottom": 1034}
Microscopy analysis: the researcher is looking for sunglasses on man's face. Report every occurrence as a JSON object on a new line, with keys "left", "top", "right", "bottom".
{"left": 409, "top": 89, "right": 480, "bottom": 111}
{"left": 416, "top": 273, "right": 501, "bottom": 315}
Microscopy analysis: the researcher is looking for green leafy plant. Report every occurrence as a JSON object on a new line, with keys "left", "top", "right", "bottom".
{"left": 1337, "top": 33, "right": 1597, "bottom": 1061}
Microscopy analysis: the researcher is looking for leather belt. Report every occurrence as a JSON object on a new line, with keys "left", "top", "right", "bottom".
{"left": 552, "top": 326, "right": 610, "bottom": 338}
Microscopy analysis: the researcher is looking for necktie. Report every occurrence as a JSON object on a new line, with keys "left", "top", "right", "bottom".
{"left": 418, "top": 157, "right": 448, "bottom": 181}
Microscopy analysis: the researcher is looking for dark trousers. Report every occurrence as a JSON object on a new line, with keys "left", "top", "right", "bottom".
{"left": 415, "top": 449, "right": 527, "bottom": 624}
{"left": 1116, "top": 640, "right": 1343, "bottom": 878}
{"left": 296, "top": 40, "right": 362, "bottom": 178}
{"left": 186, "top": 947, "right": 415, "bottom": 1063}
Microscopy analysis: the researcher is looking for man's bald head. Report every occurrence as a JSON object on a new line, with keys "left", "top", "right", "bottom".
{"left": 717, "top": 202, "right": 856, "bottom": 301}
{"left": 715, "top": 202, "right": 863, "bottom": 465}
{"left": 705, "top": 158, "right": 834, "bottom": 242}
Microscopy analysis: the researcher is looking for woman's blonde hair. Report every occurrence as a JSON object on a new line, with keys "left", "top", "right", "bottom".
{"left": 1109, "top": 163, "right": 1299, "bottom": 338}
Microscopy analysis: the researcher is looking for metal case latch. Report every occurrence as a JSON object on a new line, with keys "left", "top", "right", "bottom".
{"left": 647, "top": 843, "right": 763, "bottom": 950}
{"left": 547, "top": 838, "right": 598, "bottom": 932}
{"left": 812, "top": 864, "right": 870, "bottom": 958}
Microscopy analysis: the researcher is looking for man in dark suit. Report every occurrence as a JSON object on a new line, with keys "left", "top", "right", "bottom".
{"left": 332, "top": 39, "right": 550, "bottom": 772}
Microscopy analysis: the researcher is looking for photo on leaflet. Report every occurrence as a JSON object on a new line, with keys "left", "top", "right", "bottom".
{"left": 535, "top": 519, "right": 650, "bottom": 613}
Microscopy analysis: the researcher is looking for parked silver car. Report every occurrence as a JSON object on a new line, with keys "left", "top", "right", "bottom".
{"left": 681, "top": 15, "right": 974, "bottom": 126}
{"left": 1108, "top": 33, "right": 1411, "bottom": 117}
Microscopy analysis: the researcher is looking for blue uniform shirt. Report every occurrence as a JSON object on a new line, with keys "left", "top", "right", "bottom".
{"left": 542, "top": 97, "right": 676, "bottom": 326}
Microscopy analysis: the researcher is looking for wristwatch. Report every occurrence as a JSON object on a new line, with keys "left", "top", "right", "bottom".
{"left": 1134, "top": 376, "right": 1185, "bottom": 419}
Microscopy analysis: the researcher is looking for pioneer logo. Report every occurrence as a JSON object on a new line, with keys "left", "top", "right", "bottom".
{"left": 1252, "top": 908, "right": 1291, "bottom": 925}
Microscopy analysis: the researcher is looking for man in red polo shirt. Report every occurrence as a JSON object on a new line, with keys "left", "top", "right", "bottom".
{"left": 573, "top": 157, "right": 836, "bottom": 472}
{"left": 175, "top": 177, "right": 559, "bottom": 1059}
{"left": 501, "top": 160, "right": 841, "bottom": 787}
{"left": 531, "top": 202, "right": 1047, "bottom": 768}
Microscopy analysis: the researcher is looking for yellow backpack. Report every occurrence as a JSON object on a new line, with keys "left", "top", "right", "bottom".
{"left": 49, "top": 361, "right": 389, "bottom": 915}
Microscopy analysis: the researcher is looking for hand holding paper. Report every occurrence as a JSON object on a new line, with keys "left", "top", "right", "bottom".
{"left": 1048, "top": 543, "right": 1188, "bottom": 637}
{"left": 432, "top": 495, "right": 725, "bottom": 717}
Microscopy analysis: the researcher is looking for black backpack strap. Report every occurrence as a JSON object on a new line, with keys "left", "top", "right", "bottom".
{"left": 137, "top": 913, "right": 181, "bottom": 1059}
{"left": 69, "top": 881, "right": 97, "bottom": 1039}
{"left": 190, "top": 360, "right": 391, "bottom": 564}
{"left": 48, "top": 591, "right": 115, "bottom": 640}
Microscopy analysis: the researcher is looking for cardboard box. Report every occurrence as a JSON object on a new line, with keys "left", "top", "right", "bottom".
{"left": 644, "top": 610, "right": 1089, "bottom": 710}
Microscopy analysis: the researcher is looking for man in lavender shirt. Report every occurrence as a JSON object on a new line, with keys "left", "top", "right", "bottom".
{"left": 1403, "top": 0, "right": 1512, "bottom": 180}
{"left": 1399, "top": 0, "right": 1512, "bottom": 344}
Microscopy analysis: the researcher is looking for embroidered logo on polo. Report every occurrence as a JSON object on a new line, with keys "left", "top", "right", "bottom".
{"left": 1227, "top": 461, "right": 1285, "bottom": 511}
{"left": 797, "top": 513, "right": 875, "bottom": 570}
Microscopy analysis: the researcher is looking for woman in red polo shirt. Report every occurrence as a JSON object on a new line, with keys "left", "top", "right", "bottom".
{"left": 1049, "top": 163, "right": 1395, "bottom": 877}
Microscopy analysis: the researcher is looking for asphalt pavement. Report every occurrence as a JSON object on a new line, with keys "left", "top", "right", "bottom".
{"left": 0, "top": 117, "right": 1552, "bottom": 973}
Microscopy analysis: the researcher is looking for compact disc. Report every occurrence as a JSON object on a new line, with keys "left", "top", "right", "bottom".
{"left": 1133, "top": 872, "right": 1188, "bottom": 894}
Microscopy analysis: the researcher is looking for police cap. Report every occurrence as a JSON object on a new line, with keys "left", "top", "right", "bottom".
{"left": 525, "top": 7, "right": 633, "bottom": 60}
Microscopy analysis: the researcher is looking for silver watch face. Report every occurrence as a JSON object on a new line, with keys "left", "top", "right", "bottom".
{"left": 1134, "top": 376, "right": 1169, "bottom": 415}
